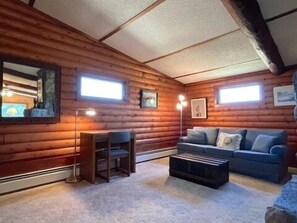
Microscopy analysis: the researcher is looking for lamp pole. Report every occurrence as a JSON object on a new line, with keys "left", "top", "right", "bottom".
{"left": 66, "top": 108, "right": 96, "bottom": 183}
{"left": 177, "top": 95, "right": 187, "bottom": 137}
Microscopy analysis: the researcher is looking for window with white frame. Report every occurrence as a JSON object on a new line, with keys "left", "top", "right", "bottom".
{"left": 218, "top": 84, "right": 261, "bottom": 104}
{"left": 79, "top": 74, "right": 126, "bottom": 101}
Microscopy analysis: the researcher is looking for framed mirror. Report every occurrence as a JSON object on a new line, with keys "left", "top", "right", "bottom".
{"left": 0, "top": 55, "right": 61, "bottom": 124}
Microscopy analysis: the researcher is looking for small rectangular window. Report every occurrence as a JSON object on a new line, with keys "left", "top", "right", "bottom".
{"left": 79, "top": 74, "right": 126, "bottom": 101}
{"left": 218, "top": 84, "right": 261, "bottom": 104}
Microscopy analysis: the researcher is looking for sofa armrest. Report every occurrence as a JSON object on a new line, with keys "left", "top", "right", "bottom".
{"left": 179, "top": 136, "right": 188, "bottom": 142}
{"left": 270, "top": 145, "right": 288, "bottom": 157}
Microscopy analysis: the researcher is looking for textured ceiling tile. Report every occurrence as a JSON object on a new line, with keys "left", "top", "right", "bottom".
{"left": 268, "top": 13, "right": 297, "bottom": 66}
{"left": 34, "top": 0, "right": 156, "bottom": 39}
{"left": 104, "top": 0, "right": 238, "bottom": 62}
{"left": 257, "top": 0, "right": 297, "bottom": 19}
{"left": 146, "top": 31, "right": 261, "bottom": 78}
{"left": 176, "top": 60, "right": 268, "bottom": 84}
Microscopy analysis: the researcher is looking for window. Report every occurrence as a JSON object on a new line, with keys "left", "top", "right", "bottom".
{"left": 79, "top": 74, "right": 126, "bottom": 101}
{"left": 218, "top": 84, "right": 261, "bottom": 104}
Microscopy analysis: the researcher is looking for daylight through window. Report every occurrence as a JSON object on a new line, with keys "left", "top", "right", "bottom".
{"left": 80, "top": 75, "right": 125, "bottom": 100}
{"left": 218, "top": 84, "right": 261, "bottom": 104}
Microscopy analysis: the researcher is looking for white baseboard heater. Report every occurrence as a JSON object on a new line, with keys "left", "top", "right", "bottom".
{"left": 0, "top": 147, "right": 177, "bottom": 195}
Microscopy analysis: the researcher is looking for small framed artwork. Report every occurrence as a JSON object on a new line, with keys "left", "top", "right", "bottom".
{"left": 273, "top": 85, "right": 296, "bottom": 106}
{"left": 140, "top": 89, "right": 158, "bottom": 108}
{"left": 191, "top": 98, "right": 207, "bottom": 119}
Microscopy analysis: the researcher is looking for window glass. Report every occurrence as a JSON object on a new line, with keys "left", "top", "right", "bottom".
{"left": 218, "top": 84, "right": 261, "bottom": 104}
{"left": 80, "top": 76, "right": 125, "bottom": 100}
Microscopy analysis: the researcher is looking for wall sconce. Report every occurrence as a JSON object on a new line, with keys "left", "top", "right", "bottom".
{"left": 176, "top": 95, "right": 187, "bottom": 137}
{"left": 66, "top": 108, "right": 96, "bottom": 183}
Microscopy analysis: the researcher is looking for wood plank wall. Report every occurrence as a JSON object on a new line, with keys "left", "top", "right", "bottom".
{"left": 0, "top": 0, "right": 184, "bottom": 177}
{"left": 185, "top": 69, "right": 297, "bottom": 167}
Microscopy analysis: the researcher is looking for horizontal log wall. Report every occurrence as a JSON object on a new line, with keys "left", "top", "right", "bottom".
{"left": 0, "top": 0, "right": 184, "bottom": 177}
{"left": 185, "top": 69, "right": 297, "bottom": 167}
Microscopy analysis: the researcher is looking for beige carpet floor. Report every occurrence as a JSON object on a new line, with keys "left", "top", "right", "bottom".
{"left": 0, "top": 158, "right": 281, "bottom": 223}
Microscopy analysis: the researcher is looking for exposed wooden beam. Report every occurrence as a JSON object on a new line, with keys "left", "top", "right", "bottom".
{"left": 3, "top": 68, "right": 37, "bottom": 81}
{"left": 99, "top": 0, "right": 165, "bottom": 42}
{"left": 143, "top": 29, "right": 240, "bottom": 64}
{"left": 266, "top": 8, "right": 297, "bottom": 23}
{"left": 220, "top": 0, "right": 285, "bottom": 75}
{"left": 3, "top": 80, "right": 37, "bottom": 91}
{"left": 28, "top": 0, "right": 35, "bottom": 7}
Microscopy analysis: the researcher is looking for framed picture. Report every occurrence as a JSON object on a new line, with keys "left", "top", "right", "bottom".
{"left": 191, "top": 98, "right": 207, "bottom": 119}
{"left": 273, "top": 85, "right": 296, "bottom": 106}
{"left": 140, "top": 89, "right": 158, "bottom": 108}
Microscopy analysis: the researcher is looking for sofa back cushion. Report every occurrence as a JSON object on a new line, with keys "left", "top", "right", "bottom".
{"left": 251, "top": 134, "right": 278, "bottom": 153}
{"left": 184, "top": 129, "right": 206, "bottom": 144}
{"left": 193, "top": 127, "right": 219, "bottom": 145}
{"left": 218, "top": 128, "right": 247, "bottom": 149}
{"left": 244, "top": 129, "right": 288, "bottom": 150}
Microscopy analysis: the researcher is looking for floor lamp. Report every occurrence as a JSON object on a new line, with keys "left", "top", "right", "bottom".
{"left": 66, "top": 108, "right": 96, "bottom": 183}
{"left": 176, "top": 95, "right": 187, "bottom": 137}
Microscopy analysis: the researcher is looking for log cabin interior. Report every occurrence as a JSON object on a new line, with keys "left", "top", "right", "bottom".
{"left": 0, "top": 0, "right": 297, "bottom": 222}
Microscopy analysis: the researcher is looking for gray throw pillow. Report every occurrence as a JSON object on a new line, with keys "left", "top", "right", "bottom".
{"left": 251, "top": 134, "right": 278, "bottom": 153}
{"left": 183, "top": 129, "right": 205, "bottom": 144}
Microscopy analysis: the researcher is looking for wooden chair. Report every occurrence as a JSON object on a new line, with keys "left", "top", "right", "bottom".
{"left": 95, "top": 131, "right": 131, "bottom": 182}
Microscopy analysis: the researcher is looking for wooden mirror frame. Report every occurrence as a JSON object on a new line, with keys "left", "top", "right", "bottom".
{"left": 0, "top": 55, "right": 61, "bottom": 124}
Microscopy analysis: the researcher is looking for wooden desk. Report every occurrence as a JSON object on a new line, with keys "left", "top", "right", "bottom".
{"left": 80, "top": 130, "right": 136, "bottom": 184}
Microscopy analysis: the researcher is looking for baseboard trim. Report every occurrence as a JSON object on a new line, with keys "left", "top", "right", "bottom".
{"left": 0, "top": 166, "right": 73, "bottom": 195}
{"left": 0, "top": 147, "right": 177, "bottom": 195}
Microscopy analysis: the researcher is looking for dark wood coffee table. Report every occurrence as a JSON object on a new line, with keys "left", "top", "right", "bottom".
{"left": 169, "top": 153, "right": 229, "bottom": 189}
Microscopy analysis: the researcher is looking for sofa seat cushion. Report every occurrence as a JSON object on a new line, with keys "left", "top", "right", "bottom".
{"left": 204, "top": 145, "right": 234, "bottom": 158}
{"left": 234, "top": 150, "right": 281, "bottom": 164}
{"left": 177, "top": 142, "right": 204, "bottom": 153}
{"left": 193, "top": 127, "right": 219, "bottom": 146}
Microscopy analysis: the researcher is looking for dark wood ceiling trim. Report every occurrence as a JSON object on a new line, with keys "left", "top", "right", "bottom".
{"left": 28, "top": 0, "right": 35, "bottom": 7}
{"left": 143, "top": 29, "right": 240, "bottom": 64}
{"left": 174, "top": 58, "right": 262, "bottom": 79}
{"left": 266, "top": 8, "right": 297, "bottom": 23}
{"left": 3, "top": 68, "right": 37, "bottom": 81}
{"left": 220, "top": 0, "right": 285, "bottom": 75}
{"left": 3, "top": 80, "right": 37, "bottom": 91}
{"left": 285, "top": 64, "right": 297, "bottom": 71}
{"left": 99, "top": 0, "right": 165, "bottom": 42}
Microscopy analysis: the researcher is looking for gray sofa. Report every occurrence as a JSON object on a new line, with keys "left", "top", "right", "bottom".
{"left": 177, "top": 127, "right": 288, "bottom": 183}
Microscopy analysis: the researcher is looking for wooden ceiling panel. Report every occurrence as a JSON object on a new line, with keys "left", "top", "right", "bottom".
{"left": 34, "top": 0, "right": 156, "bottom": 39}
{"left": 146, "top": 31, "right": 260, "bottom": 78}
{"left": 104, "top": 0, "right": 238, "bottom": 62}
{"left": 176, "top": 59, "right": 267, "bottom": 84}
{"left": 257, "top": 0, "right": 297, "bottom": 19}
{"left": 268, "top": 13, "right": 297, "bottom": 66}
